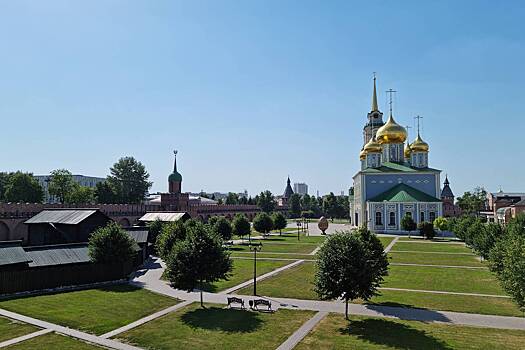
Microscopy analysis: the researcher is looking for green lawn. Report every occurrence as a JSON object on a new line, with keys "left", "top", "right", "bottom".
{"left": 0, "top": 316, "right": 39, "bottom": 343}
{"left": 391, "top": 242, "right": 472, "bottom": 253}
{"left": 231, "top": 253, "right": 315, "bottom": 260}
{"left": 384, "top": 265, "right": 506, "bottom": 295}
{"left": 229, "top": 242, "right": 318, "bottom": 254}
{"left": 388, "top": 251, "right": 485, "bottom": 267}
{"left": 115, "top": 302, "right": 315, "bottom": 350}
{"left": 252, "top": 234, "right": 325, "bottom": 244}
{"left": 378, "top": 236, "right": 395, "bottom": 247}
{"left": 295, "top": 313, "right": 525, "bottom": 350}
{"left": 203, "top": 259, "right": 290, "bottom": 292}
{"left": 0, "top": 285, "right": 179, "bottom": 335}
{"left": 5, "top": 332, "right": 102, "bottom": 349}
{"left": 370, "top": 290, "right": 523, "bottom": 317}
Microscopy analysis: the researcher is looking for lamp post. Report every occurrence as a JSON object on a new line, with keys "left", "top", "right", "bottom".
{"left": 296, "top": 220, "right": 301, "bottom": 241}
{"left": 249, "top": 243, "right": 262, "bottom": 296}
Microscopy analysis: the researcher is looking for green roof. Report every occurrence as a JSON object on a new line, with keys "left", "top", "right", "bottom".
{"left": 369, "top": 183, "right": 441, "bottom": 203}
{"left": 360, "top": 162, "right": 441, "bottom": 174}
{"left": 168, "top": 171, "right": 182, "bottom": 182}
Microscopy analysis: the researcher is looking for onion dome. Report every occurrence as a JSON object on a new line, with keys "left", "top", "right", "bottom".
{"left": 375, "top": 114, "right": 407, "bottom": 144}
{"left": 359, "top": 148, "right": 366, "bottom": 160}
{"left": 364, "top": 136, "right": 382, "bottom": 153}
{"left": 404, "top": 143, "right": 412, "bottom": 158}
{"left": 410, "top": 133, "right": 429, "bottom": 152}
{"left": 169, "top": 150, "right": 183, "bottom": 182}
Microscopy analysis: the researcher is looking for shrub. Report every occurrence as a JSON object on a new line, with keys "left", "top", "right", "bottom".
{"left": 88, "top": 222, "right": 136, "bottom": 264}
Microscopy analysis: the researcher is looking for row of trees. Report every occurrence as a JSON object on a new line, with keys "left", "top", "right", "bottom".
{"left": 0, "top": 157, "right": 152, "bottom": 204}
{"left": 290, "top": 192, "right": 349, "bottom": 219}
{"left": 449, "top": 214, "right": 525, "bottom": 311}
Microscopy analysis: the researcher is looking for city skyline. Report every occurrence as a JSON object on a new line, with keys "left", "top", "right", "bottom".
{"left": 1, "top": 1, "right": 524, "bottom": 197}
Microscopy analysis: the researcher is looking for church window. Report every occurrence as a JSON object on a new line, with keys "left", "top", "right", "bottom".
{"left": 389, "top": 212, "right": 396, "bottom": 226}
{"left": 355, "top": 213, "right": 359, "bottom": 226}
{"left": 375, "top": 212, "right": 382, "bottom": 225}
{"left": 429, "top": 212, "right": 436, "bottom": 223}
{"left": 420, "top": 212, "right": 425, "bottom": 222}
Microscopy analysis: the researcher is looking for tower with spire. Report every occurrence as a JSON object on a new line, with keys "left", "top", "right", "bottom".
{"left": 168, "top": 150, "right": 183, "bottom": 194}
{"left": 161, "top": 150, "right": 189, "bottom": 211}
{"left": 363, "top": 74, "right": 385, "bottom": 145}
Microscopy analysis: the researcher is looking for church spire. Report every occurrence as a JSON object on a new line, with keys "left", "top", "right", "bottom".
{"left": 173, "top": 150, "right": 178, "bottom": 173}
{"left": 371, "top": 73, "right": 379, "bottom": 112}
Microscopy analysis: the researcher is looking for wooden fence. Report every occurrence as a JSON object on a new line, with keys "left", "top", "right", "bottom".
{"left": 0, "top": 262, "right": 133, "bottom": 295}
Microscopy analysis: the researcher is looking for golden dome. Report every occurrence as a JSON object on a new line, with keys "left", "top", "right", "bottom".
{"left": 364, "top": 136, "right": 382, "bottom": 153}
{"left": 376, "top": 114, "right": 407, "bottom": 144}
{"left": 404, "top": 143, "right": 412, "bottom": 158}
{"left": 410, "top": 133, "right": 429, "bottom": 152}
{"left": 359, "top": 148, "right": 366, "bottom": 160}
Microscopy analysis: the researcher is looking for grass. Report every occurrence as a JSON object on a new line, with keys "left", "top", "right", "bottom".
{"left": 115, "top": 302, "right": 315, "bottom": 350}
{"left": 229, "top": 242, "right": 318, "bottom": 254}
{"left": 391, "top": 242, "right": 472, "bottom": 254}
{"left": 388, "top": 251, "right": 485, "bottom": 267}
{"left": 295, "top": 313, "right": 525, "bottom": 350}
{"left": 202, "top": 259, "right": 291, "bottom": 292}
{"left": 0, "top": 284, "right": 179, "bottom": 335}
{"left": 5, "top": 332, "right": 102, "bottom": 349}
{"left": 251, "top": 234, "right": 326, "bottom": 244}
{"left": 0, "top": 316, "right": 39, "bottom": 343}
{"left": 370, "top": 290, "right": 524, "bottom": 317}
{"left": 384, "top": 265, "right": 506, "bottom": 295}
{"left": 231, "top": 253, "right": 315, "bottom": 260}
{"left": 378, "top": 236, "right": 395, "bottom": 247}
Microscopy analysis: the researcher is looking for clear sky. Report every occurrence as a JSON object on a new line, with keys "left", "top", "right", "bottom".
{"left": 1, "top": 1, "right": 524, "bottom": 197}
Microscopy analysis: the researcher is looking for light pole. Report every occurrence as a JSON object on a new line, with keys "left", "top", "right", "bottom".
{"left": 250, "top": 243, "right": 262, "bottom": 296}
{"left": 296, "top": 220, "right": 301, "bottom": 241}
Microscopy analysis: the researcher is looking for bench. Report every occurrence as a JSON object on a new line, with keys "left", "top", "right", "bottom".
{"left": 227, "top": 297, "right": 245, "bottom": 309}
{"left": 253, "top": 299, "right": 272, "bottom": 311}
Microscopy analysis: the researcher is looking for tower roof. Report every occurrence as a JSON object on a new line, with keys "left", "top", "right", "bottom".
{"left": 283, "top": 176, "right": 294, "bottom": 198}
{"left": 168, "top": 150, "right": 183, "bottom": 182}
{"left": 441, "top": 175, "right": 454, "bottom": 198}
{"left": 376, "top": 113, "right": 407, "bottom": 144}
{"left": 371, "top": 76, "right": 379, "bottom": 112}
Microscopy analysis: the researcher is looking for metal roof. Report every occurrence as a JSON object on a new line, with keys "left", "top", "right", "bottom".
{"left": 25, "top": 244, "right": 90, "bottom": 267}
{"left": 369, "top": 183, "right": 441, "bottom": 203}
{"left": 360, "top": 162, "right": 441, "bottom": 174}
{"left": 25, "top": 209, "right": 98, "bottom": 225}
{"left": 126, "top": 230, "right": 149, "bottom": 244}
{"left": 139, "top": 212, "right": 189, "bottom": 222}
{"left": 0, "top": 241, "right": 32, "bottom": 266}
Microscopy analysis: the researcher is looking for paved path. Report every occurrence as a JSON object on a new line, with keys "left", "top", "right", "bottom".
{"left": 286, "top": 222, "right": 349, "bottom": 236}
{"left": 131, "top": 258, "right": 525, "bottom": 331}
{"left": 222, "top": 260, "right": 304, "bottom": 294}
{"left": 101, "top": 300, "right": 193, "bottom": 339}
{"left": 0, "top": 309, "right": 143, "bottom": 350}
{"left": 0, "top": 329, "right": 53, "bottom": 348}
{"left": 379, "top": 287, "right": 509, "bottom": 298}
{"left": 390, "top": 250, "right": 475, "bottom": 255}
{"left": 232, "top": 256, "right": 315, "bottom": 262}
{"left": 390, "top": 262, "right": 487, "bottom": 269}
{"left": 383, "top": 236, "right": 400, "bottom": 253}
{"left": 275, "top": 311, "right": 328, "bottom": 350}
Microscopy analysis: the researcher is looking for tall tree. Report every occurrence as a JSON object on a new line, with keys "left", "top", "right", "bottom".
{"left": 0, "top": 172, "right": 13, "bottom": 202}
{"left": 322, "top": 192, "right": 339, "bottom": 220}
{"left": 401, "top": 214, "right": 417, "bottom": 236}
{"left": 210, "top": 216, "right": 233, "bottom": 241}
{"left": 456, "top": 187, "right": 487, "bottom": 216}
{"left": 107, "top": 157, "right": 152, "bottom": 203}
{"left": 48, "top": 169, "right": 76, "bottom": 204}
{"left": 147, "top": 218, "right": 165, "bottom": 251}
{"left": 232, "top": 214, "right": 251, "bottom": 242}
{"left": 67, "top": 184, "right": 95, "bottom": 204}
{"left": 94, "top": 181, "right": 117, "bottom": 204}
{"left": 4, "top": 172, "right": 44, "bottom": 203}
{"left": 253, "top": 212, "right": 273, "bottom": 235}
{"left": 225, "top": 192, "right": 239, "bottom": 205}
{"left": 314, "top": 228, "right": 389, "bottom": 319}
{"left": 156, "top": 221, "right": 187, "bottom": 260}
{"left": 289, "top": 193, "right": 301, "bottom": 218}
{"left": 257, "top": 190, "right": 275, "bottom": 213}
{"left": 165, "top": 222, "right": 232, "bottom": 307}
{"left": 271, "top": 212, "right": 287, "bottom": 235}
{"left": 88, "top": 222, "right": 136, "bottom": 264}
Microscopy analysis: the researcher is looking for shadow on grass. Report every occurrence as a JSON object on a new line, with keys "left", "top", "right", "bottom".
{"left": 340, "top": 318, "right": 453, "bottom": 350}
{"left": 180, "top": 307, "right": 263, "bottom": 333}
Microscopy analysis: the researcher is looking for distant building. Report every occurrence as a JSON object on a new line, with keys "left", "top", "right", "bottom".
{"left": 293, "top": 183, "right": 308, "bottom": 196}
{"left": 278, "top": 176, "right": 294, "bottom": 206}
{"left": 488, "top": 191, "right": 525, "bottom": 223}
{"left": 35, "top": 174, "right": 105, "bottom": 204}
{"left": 440, "top": 176, "right": 461, "bottom": 217}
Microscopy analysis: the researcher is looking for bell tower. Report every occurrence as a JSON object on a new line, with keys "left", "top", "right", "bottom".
{"left": 363, "top": 73, "right": 384, "bottom": 145}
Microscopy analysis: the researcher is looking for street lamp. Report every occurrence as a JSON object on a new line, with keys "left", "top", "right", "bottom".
{"left": 296, "top": 220, "right": 301, "bottom": 241}
{"left": 249, "top": 242, "right": 263, "bottom": 296}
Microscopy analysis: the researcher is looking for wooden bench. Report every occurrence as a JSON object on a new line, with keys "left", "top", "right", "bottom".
{"left": 227, "top": 297, "right": 245, "bottom": 309}
{"left": 253, "top": 299, "right": 272, "bottom": 311}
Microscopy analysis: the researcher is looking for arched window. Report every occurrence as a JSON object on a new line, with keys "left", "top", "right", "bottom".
{"left": 375, "top": 212, "right": 382, "bottom": 225}
{"left": 420, "top": 212, "right": 425, "bottom": 222}
{"left": 389, "top": 212, "right": 396, "bottom": 226}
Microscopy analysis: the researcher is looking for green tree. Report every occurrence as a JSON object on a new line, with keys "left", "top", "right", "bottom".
{"left": 232, "top": 214, "right": 251, "bottom": 242}
{"left": 456, "top": 187, "right": 487, "bottom": 216}
{"left": 165, "top": 222, "right": 233, "bottom": 307}
{"left": 225, "top": 192, "right": 239, "bottom": 205}
{"left": 0, "top": 172, "right": 13, "bottom": 202}
{"left": 67, "top": 184, "right": 95, "bottom": 204}
{"left": 314, "top": 228, "right": 389, "bottom": 319}
{"left": 88, "top": 222, "right": 136, "bottom": 264}
{"left": 271, "top": 212, "right": 287, "bottom": 235}
{"left": 489, "top": 214, "right": 525, "bottom": 311}
{"left": 48, "top": 169, "right": 76, "bottom": 204}
{"left": 418, "top": 221, "right": 436, "bottom": 240}
{"left": 94, "top": 181, "right": 117, "bottom": 204}
{"left": 107, "top": 157, "right": 152, "bottom": 203}
{"left": 289, "top": 193, "right": 301, "bottom": 218}
{"left": 4, "top": 172, "right": 44, "bottom": 203}
{"left": 257, "top": 190, "right": 275, "bottom": 213}
{"left": 472, "top": 223, "right": 504, "bottom": 260}
{"left": 253, "top": 212, "right": 273, "bottom": 236}
{"left": 211, "top": 216, "right": 232, "bottom": 241}
{"left": 147, "top": 219, "right": 165, "bottom": 250}
{"left": 401, "top": 214, "right": 417, "bottom": 236}
{"left": 433, "top": 216, "right": 449, "bottom": 232}
{"left": 322, "top": 192, "right": 339, "bottom": 221}
{"left": 155, "top": 221, "right": 187, "bottom": 260}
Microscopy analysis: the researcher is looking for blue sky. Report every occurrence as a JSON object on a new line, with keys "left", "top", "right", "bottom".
{"left": 1, "top": 1, "right": 524, "bottom": 197}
